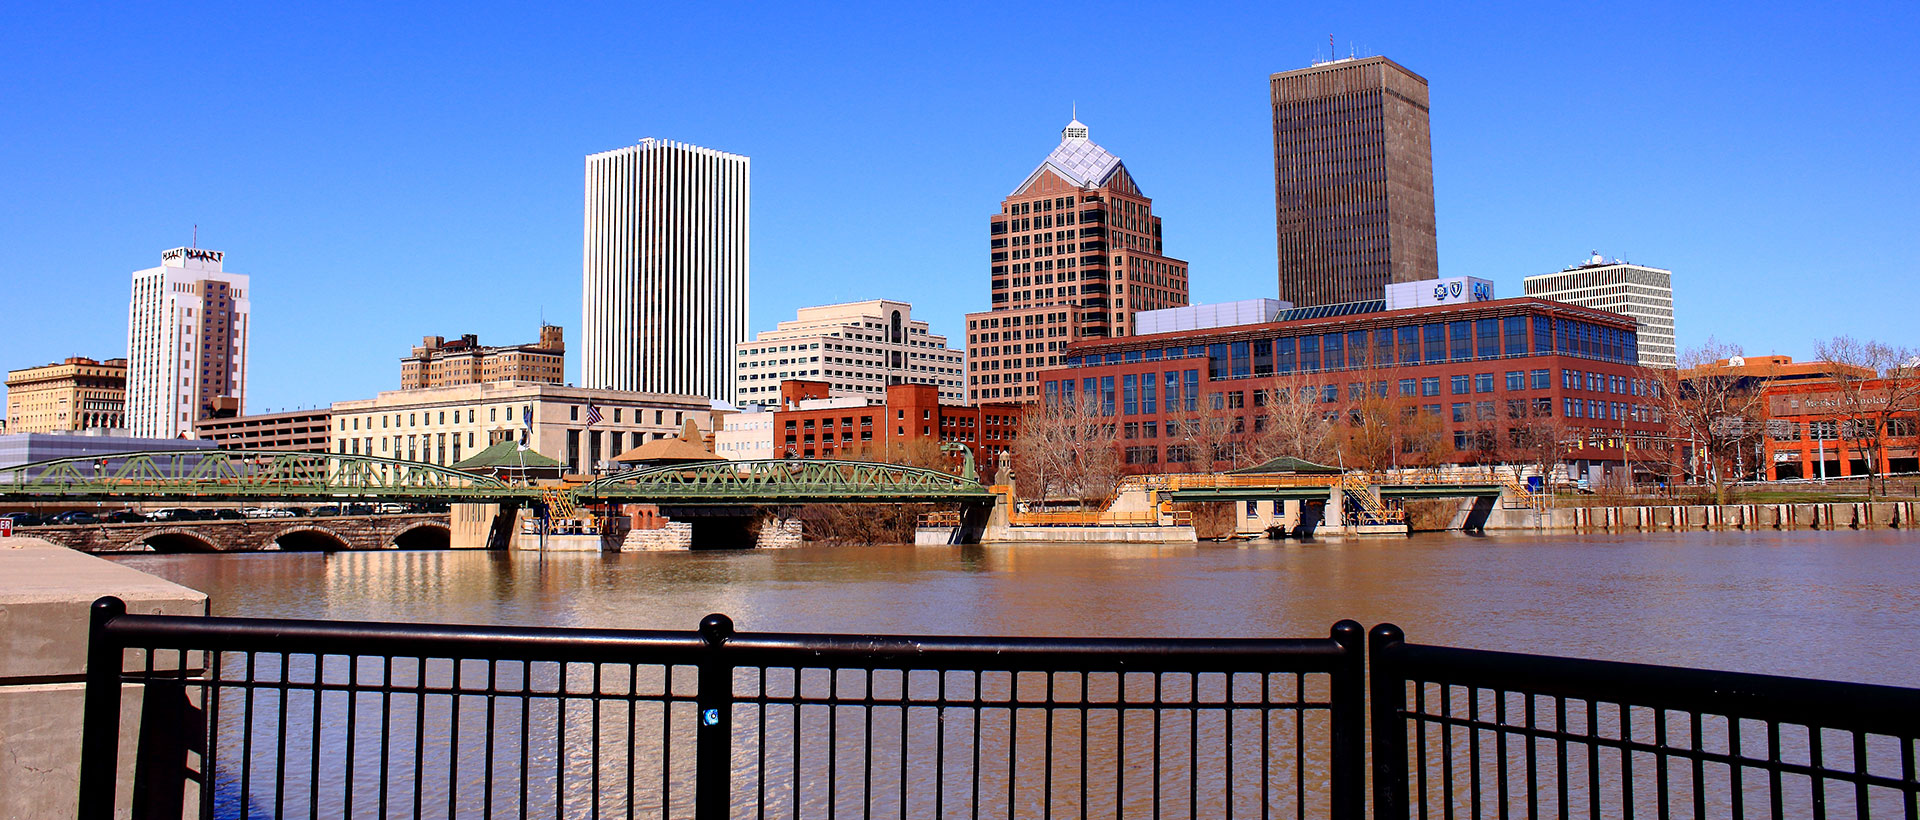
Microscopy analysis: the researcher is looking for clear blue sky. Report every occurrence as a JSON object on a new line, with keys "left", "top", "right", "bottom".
{"left": 3, "top": 2, "right": 1916, "bottom": 411}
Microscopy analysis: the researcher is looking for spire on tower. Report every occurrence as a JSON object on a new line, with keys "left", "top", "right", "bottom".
{"left": 1061, "top": 110, "right": 1088, "bottom": 142}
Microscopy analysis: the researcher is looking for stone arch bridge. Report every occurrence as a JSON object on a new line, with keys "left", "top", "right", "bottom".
{"left": 20, "top": 514, "right": 451, "bottom": 553}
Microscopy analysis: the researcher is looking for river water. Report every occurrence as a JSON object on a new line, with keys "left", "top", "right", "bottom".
{"left": 112, "top": 530, "right": 1920, "bottom": 687}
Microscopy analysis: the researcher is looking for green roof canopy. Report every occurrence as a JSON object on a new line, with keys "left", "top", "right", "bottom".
{"left": 1227, "top": 456, "right": 1343, "bottom": 475}
{"left": 453, "top": 440, "right": 563, "bottom": 470}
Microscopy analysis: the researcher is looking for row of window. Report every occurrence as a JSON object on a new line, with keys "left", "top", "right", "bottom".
{"left": 1066, "top": 315, "right": 1638, "bottom": 372}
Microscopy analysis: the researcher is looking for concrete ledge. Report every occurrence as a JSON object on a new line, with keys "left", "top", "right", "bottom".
{"left": 0, "top": 537, "right": 208, "bottom": 820}
{"left": 985, "top": 526, "right": 1198, "bottom": 543}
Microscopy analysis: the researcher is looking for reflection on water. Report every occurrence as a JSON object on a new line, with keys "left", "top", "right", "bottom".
{"left": 107, "top": 531, "right": 1920, "bottom": 818}
{"left": 113, "top": 530, "right": 1920, "bottom": 687}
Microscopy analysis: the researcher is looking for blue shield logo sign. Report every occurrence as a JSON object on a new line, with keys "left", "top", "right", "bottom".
{"left": 1448, "top": 281, "right": 1463, "bottom": 299}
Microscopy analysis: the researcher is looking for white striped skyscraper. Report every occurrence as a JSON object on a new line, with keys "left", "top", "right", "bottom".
{"left": 582, "top": 138, "right": 750, "bottom": 400}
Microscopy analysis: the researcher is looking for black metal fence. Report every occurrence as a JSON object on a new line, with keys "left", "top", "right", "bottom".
{"left": 77, "top": 598, "right": 1920, "bottom": 820}
{"left": 1369, "top": 624, "right": 1920, "bottom": 819}
{"left": 79, "top": 598, "right": 1366, "bottom": 820}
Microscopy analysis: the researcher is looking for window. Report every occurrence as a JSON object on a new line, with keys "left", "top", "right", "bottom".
{"left": 1123, "top": 374, "right": 1138, "bottom": 415}
{"left": 1475, "top": 374, "right": 1494, "bottom": 393}
{"left": 1504, "top": 317, "right": 1527, "bottom": 357}
{"left": 1399, "top": 379, "right": 1417, "bottom": 397}
{"left": 1449, "top": 321, "right": 1472, "bottom": 361}
{"left": 1451, "top": 375, "right": 1470, "bottom": 395}
{"left": 1321, "top": 384, "right": 1338, "bottom": 403}
{"left": 1564, "top": 370, "right": 1579, "bottom": 390}
{"left": 1141, "top": 377, "right": 1157, "bottom": 414}
{"left": 1476, "top": 401, "right": 1496, "bottom": 421}
{"left": 1477, "top": 319, "right": 1499, "bottom": 359}
{"left": 1452, "top": 403, "right": 1469, "bottom": 423}
{"left": 1424, "top": 324, "right": 1445, "bottom": 363}
{"left": 1506, "top": 371, "right": 1525, "bottom": 391}
{"left": 1420, "top": 377, "right": 1441, "bottom": 397}
{"left": 1531, "top": 369, "right": 1550, "bottom": 390}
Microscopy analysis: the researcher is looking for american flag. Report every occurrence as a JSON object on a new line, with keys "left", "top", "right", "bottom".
{"left": 586, "top": 402, "right": 602, "bottom": 426}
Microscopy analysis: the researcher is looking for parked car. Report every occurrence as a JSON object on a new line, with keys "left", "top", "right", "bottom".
{"left": 49, "top": 510, "right": 98, "bottom": 525}
{"left": 312, "top": 505, "right": 341, "bottom": 517}
{"left": 281, "top": 506, "right": 309, "bottom": 518}
{"left": 344, "top": 503, "right": 374, "bottom": 516}
{"left": 375, "top": 502, "right": 407, "bottom": 515}
{"left": 2, "top": 511, "right": 45, "bottom": 527}
{"left": 212, "top": 509, "right": 245, "bottom": 521}
{"left": 104, "top": 510, "right": 148, "bottom": 524}
{"left": 145, "top": 508, "right": 184, "bottom": 521}
{"left": 241, "top": 507, "right": 272, "bottom": 519}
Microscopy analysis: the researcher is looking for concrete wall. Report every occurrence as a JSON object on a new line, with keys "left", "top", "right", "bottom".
{"left": 1485, "top": 500, "right": 1918, "bottom": 532}
{"left": 0, "top": 537, "right": 208, "bottom": 819}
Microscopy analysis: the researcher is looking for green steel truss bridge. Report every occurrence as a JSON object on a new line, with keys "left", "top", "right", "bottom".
{"left": 0, "top": 450, "right": 991, "bottom": 507}
{"left": 578, "top": 459, "right": 992, "bottom": 505}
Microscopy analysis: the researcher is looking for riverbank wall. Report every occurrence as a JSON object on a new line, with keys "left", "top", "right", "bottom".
{"left": 1485, "top": 500, "right": 1920, "bottom": 532}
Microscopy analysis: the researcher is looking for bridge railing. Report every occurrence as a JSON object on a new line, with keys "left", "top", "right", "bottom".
{"left": 79, "top": 599, "right": 1366, "bottom": 820}
{"left": 1368, "top": 624, "right": 1920, "bottom": 819}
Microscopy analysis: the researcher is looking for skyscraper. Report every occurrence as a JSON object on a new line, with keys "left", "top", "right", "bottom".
{"left": 1525, "top": 254, "right": 1676, "bottom": 368}
{"left": 582, "top": 138, "right": 749, "bottom": 401}
{"left": 965, "top": 118, "right": 1189, "bottom": 404}
{"left": 125, "top": 247, "right": 250, "bottom": 438}
{"left": 1271, "top": 56, "right": 1438, "bottom": 308}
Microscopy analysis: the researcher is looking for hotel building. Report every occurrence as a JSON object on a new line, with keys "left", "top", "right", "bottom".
{"left": 126, "top": 247, "right": 250, "bottom": 438}
{"left": 735, "top": 300, "right": 964, "bottom": 408}
{"left": 402, "top": 325, "right": 565, "bottom": 389}
{"left": 1524, "top": 254, "right": 1676, "bottom": 369}
{"left": 582, "top": 139, "right": 749, "bottom": 401}
{"left": 330, "top": 383, "right": 714, "bottom": 476}
{"left": 1271, "top": 56, "right": 1438, "bottom": 307}
{"left": 965, "top": 117, "right": 1190, "bottom": 404}
{"left": 5, "top": 357, "right": 127, "bottom": 433}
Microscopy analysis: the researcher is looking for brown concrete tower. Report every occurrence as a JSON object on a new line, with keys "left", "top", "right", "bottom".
{"left": 965, "top": 118, "right": 1189, "bottom": 404}
{"left": 1271, "top": 56, "right": 1438, "bottom": 308}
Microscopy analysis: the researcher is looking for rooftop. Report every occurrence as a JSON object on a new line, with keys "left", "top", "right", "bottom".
{"left": 1011, "top": 118, "right": 1128, "bottom": 196}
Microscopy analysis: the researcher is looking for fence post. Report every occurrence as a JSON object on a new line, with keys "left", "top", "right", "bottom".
{"left": 1329, "top": 619, "right": 1366, "bottom": 820}
{"left": 695, "top": 614, "right": 736, "bottom": 820}
{"left": 77, "top": 596, "right": 127, "bottom": 820}
{"left": 1368, "top": 623, "right": 1409, "bottom": 820}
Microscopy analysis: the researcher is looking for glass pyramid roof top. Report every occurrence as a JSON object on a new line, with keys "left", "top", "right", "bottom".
{"left": 1012, "top": 119, "right": 1127, "bottom": 195}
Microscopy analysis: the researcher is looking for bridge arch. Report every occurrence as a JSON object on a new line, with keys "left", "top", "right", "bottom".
{"left": 391, "top": 522, "right": 451, "bottom": 550}
{"left": 273, "top": 527, "right": 352, "bottom": 552}
{"left": 139, "top": 529, "right": 220, "bottom": 554}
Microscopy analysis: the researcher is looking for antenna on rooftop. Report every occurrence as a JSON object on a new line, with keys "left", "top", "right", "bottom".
{"left": 1329, "top": 34, "right": 1335, "bottom": 62}
{"left": 192, "top": 224, "right": 198, "bottom": 248}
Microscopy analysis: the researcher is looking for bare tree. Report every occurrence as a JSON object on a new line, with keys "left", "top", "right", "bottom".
{"left": 1011, "top": 399, "right": 1075, "bottom": 503}
{"left": 1248, "top": 374, "right": 1339, "bottom": 465}
{"left": 1010, "top": 392, "right": 1121, "bottom": 508}
{"left": 1647, "top": 338, "right": 1775, "bottom": 506}
{"left": 1498, "top": 409, "right": 1573, "bottom": 492}
{"left": 1812, "top": 336, "right": 1920, "bottom": 500}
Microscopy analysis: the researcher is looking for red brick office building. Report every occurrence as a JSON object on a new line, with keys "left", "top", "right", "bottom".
{"left": 1039, "top": 297, "right": 1662, "bottom": 484}
{"left": 965, "top": 117, "right": 1191, "bottom": 405}
{"left": 771, "top": 381, "right": 1016, "bottom": 475}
